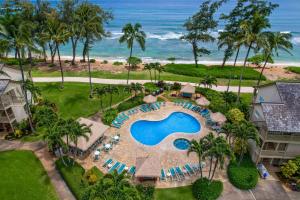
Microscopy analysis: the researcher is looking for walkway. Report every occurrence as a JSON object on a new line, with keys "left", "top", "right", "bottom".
{"left": 32, "top": 77, "right": 255, "bottom": 93}
{"left": 0, "top": 139, "right": 76, "bottom": 200}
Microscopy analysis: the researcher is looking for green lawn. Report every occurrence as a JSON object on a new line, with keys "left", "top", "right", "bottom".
{"left": 36, "top": 82, "right": 131, "bottom": 118}
{"left": 154, "top": 186, "right": 194, "bottom": 200}
{"left": 31, "top": 69, "right": 267, "bottom": 87}
{"left": 164, "top": 64, "right": 265, "bottom": 80}
{"left": 286, "top": 66, "right": 300, "bottom": 74}
{"left": 0, "top": 150, "right": 59, "bottom": 200}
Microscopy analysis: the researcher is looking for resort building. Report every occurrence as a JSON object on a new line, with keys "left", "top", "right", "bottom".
{"left": 250, "top": 82, "right": 300, "bottom": 166}
{"left": 0, "top": 65, "right": 30, "bottom": 134}
{"left": 180, "top": 83, "right": 195, "bottom": 98}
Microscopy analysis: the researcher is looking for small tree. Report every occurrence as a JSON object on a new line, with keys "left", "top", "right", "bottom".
{"left": 281, "top": 160, "right": 298, "bottom": 179}
{"left": 200, "top": 75, "right": 217, "bottom": 88}
{"left": 127, "top": 56, "right": 142, "bottom": 70}
{"left": 227, "top": 108, "right": 245, "bottom": 124}
{"left": 247, "top": 54, "right": 274, "bottom": 68}
{"left": 167, "top": 57, "right": 176, "bottom": 64}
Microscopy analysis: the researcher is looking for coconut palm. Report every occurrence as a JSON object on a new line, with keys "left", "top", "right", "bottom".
{"left": 220, "top": 122, "right": 235, "bottom": 146}
{"left": 24, "top": 79, "right": 41, "bottom": 103}
{"left": 105, "top": 85, "right": 119, "bottom": 108}
{"left": 188, "top": 139, "right": 206, "bottom": 178}
{"left": 144, "top": 63, "right": 153, "bottom": 82}
{"left": 119, "top": 23, "right": 146, "bottom": 84}
{"left": 232, "top": 120, "right": 259, "bottom": 166}
{"left": 202, "top": 132, "right": 215, "bottom": 179}
{"left": 94, "top": 87, "right": 107, "bottom": 111}
{"left": 200, "top": 75, "right": 218, "bottom": 88}
{"left": 155, "top": 63, "right": 164, "bottom": 82}
{"left": 256, "top": 32, "right": 293, "bottom": 86}
{"left": 130, "top": 83, "right": 143, "bottom": 97}
{"left": 218, "top": 31, "right": 235, "bottom": 67}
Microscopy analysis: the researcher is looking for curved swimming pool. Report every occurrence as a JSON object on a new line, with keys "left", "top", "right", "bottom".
{"left": 130, "top": 112, "right": 201, "bottom": 146}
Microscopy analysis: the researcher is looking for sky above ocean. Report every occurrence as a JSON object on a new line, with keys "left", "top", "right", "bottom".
{"left": 4, "top": 0, "right": 300, "bottom": 63}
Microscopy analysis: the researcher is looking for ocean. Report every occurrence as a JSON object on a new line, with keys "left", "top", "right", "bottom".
{"left": 10, "top": 0, "right": 300, "bottom": 64}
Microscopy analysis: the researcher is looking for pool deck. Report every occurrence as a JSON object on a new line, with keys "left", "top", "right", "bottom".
{"left": 79, "top": 102, "right": 216, "bottom": 188}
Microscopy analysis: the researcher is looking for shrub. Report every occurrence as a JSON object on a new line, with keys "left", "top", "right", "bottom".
{"left": 222, "top": 91, "right": 237, "bottom": 104}
{"left": 64, "top": 60, "right": 70, "bottom": 63}
{"left": 127, "top": 56, "right": 142, "bottom": 69}
{"left": 89, "top": 59, "right": 96, "bottom": 63}
{"left": 83, "top": 167, "right": 103, "bottom": 185}
{"left": 281, "top": 160, "right": 299, "bottom": 179}
{"left": 286, "top": 67, "right": 300, "bottom": 74}
{"left": 48, "top": 63, "right": 55, "bottom": 67}
{"left": 171, "top": 82, "right": 181, "bottom": 90}
{"left": 14, "top": 129, "right": 23, "bottom": 138}
{"left": 15, "top": 119, "right": 30, "bottom": 135}
{"left": 227, "top": 154, "right": 259, "bottom": 190}
{"left": 102, "top": 109, "right": 118, "bottom": 125}
{"left": 33, "top": 105, "right": 58, "bottom": 128}
{"left": 247, "top": 54, "right": 274, "bottom": 67}
{"left": 144, "top": 82, "right": 159, "bottom": 94}
{"left": 117, "top": 95, "right": 144, "bottom": 112}
{"left": 136, "top": 185, "right": 155, "bottom": 200}
{"left": 157, "top": 80, "right": 166, "bottom": 88}
{"left": 227, "top": 108, "right": 245, "bottom": 124}
{"left": 113, "top": 61, "right": 123, "bottom": 66}
{"left": 101, "top": 60, "right": 108, "bottom": 64}
{"left": 192, "top": 177, "right": 223, "bottom": 200}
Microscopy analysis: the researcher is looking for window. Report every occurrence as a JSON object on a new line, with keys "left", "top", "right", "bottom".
{"left": 263, "top": 142, "right": 277, "bottom": 150}
{"left": 277, "top": 143, "right": 287, "bottom": 151}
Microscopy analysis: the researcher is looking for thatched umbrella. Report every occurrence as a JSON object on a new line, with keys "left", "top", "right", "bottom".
{"left": 211, "top": 112, "right": 227, "bottom": 125}
{"left": 143, "top": 95, "right": 157, "bottom": 104}
{"left": 196, "top": 97, "right": 210, "bottom": 106}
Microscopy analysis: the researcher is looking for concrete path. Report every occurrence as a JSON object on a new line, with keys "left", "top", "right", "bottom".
{"left": 32, "top": 77, "right": 255, "bottom": 93}
{"left": 0, "top": 139, "right": 76, "bottom": 200}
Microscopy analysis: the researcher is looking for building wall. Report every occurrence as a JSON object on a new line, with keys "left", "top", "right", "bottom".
{"left": 11, "top": 105, "right": 27, "bottom": 122}
{"left": 286, "top": 143, "right": 300, "bottom": 154}
{"left": 251, "top": 104, "right": 265, "bottom": 122}
{"left": 255, "top": 85, "right": 281, "bottom": 103}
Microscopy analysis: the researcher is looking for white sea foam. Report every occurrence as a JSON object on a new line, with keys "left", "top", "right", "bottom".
{"left": 292, "top": 36, "right": 300, "bottom": 45}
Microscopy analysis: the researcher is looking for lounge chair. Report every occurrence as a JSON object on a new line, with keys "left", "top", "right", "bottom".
{"left": 108, "top": 162, "right": 120, "bottom": 173}
{"left": 117, "top": 164, "right": 126, "bottom": 174}
{"left": 184, "top": 164, "right": 195, "bottom": 175}
{"left": 111, "top": 122, "right": 121, "bottom": 129}
{"left": 128, "top": 166, "right": 136, "bottom": 176}
{"left": 160, "top": 169, "right": 166, "bottom": 181}
{"left": 102, "top": 158, "right": 113, "bottom": 167}
{"left": 169, "top": 168, "right": 178, "bottom": 181}
{"left": 175, "top": 167, "right": 185, "bottom": 178}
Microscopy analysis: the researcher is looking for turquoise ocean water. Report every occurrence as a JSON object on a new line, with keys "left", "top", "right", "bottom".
{"left": 8, "top": 0, "right": 300, "bottom": 64}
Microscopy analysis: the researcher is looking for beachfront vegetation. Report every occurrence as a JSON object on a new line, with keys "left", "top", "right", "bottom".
{"left": 227, "top": 154, "right": 259, "bottom": 190}
{"left": 0, "top": 150, "right": 59, "bottom": 200}
{"left": 119, "top": 23, "right": 146, "bottom": 84}
{"left": 286, "top": 67, "right": 300, "bottom": 74}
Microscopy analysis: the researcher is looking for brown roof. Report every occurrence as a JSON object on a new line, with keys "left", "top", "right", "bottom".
{"left": 180, "top": 83, "right": 195, "bottom": 94}
{"left": 135, "top": 156, "right": 161, "bottom": 178}
{"left": 63, "top": 118, "right": 109, "bottom": 152}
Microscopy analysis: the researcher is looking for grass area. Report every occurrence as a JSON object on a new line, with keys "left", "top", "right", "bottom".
{"left": 0, "top": 150, "right": 59, "bottom": 200}
{"left": 154, "top": 186, "right": 194, "bottom": 200}
{"left": 31, "top": 69, "right": 266, "bottom": 87}
{"left": 227, "top": 154, "right": 259, "bottom": 190}
{"left": 164, "top": 64, "right": 265, "bottom": 80}
{"left": 36, "top": 82, "right": 131, "bottom": 118}
{"left": 286, "top": 66, "right": 300, "bottom": 74}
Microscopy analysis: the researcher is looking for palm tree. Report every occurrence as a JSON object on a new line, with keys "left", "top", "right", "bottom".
{"left": 94, "top": 87, "right": 107, "bottom": 111}
{"left": 200, "top": 75, "right": 217, "bottom": 88}
{"left": 68, "top": 119, "right": 91, "bottom": 162}
{"left": 208, "top": 136, "right": 233, "bottom": 181}
{"left": 218, "top": 31, "right": 235, "bottom": 67}
{"left": 119, "top": 23, "right": 146, "bottom": 84}
{"left": 105, "top": 85, "right": 119, "bottom": 108}
{"left": 155, "top": 63, "right": 164, "bottom": 82}
{"left": 221, "top": 122, "right": 235, "bottom": 146}
{"left": 233, "top": 120, "right": 259, "bottom": 166}
{"left": 256, "top": 32, "right": 293, "bottom": 86}
{"left": 24, "top": 79, "right": 41, "bottom": 103}
{"left": 188, "top": 139, "right": 206, "bottom": 178}
{"left": 144, "top": 63, "right": 153, "bottom": 82}
{"left": 202, "top": 132, "right": 215, "bottom": 179}
{"left": 0, "top": 12, "right": 35, "bottom": 132}
{"left": 130, "top": 83, "right": 143, "bottom": 97}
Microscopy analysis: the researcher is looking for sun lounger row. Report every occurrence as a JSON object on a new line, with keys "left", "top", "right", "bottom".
{"left": 139, "top": 102, "right": 164, "bottom": 112}
{"left": 127, "top": 108, "right": 139, "bottom": 115}
{"left": 160, "top": 163, "right": 203, "bottom": 181}
{"left": 111, "top": 112, "right": 130, "bottom": 129}
{"left": 102, "top": 158, "right": 136, "bottom": 176}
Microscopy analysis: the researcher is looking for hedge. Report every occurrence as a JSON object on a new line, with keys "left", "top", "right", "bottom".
{"left": 164, "top": 64, "right": 265, "bottom": 80}
{"left": 192, "top": 177, "right": 223, "bottom": 200}
{"left": 227, "top": 154, "right": 259, "bottom": 190}
{"left": 286, "top": 67, "right": 300, "bottom": 74}
{"left": 117, "top": 94, "right": 144, "bottom": 112}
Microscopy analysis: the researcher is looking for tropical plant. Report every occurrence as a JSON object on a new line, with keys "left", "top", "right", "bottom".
{"left": 155, "top": 63, "right": 164, "bottom": 82}
{"left": 119, "top": 23, "right": 146, "bottom": 84}
{"left": 127, "top": 56, "right": 142, "bottom": 70}
{"left": 188, "top": 139, "right": 206, "bottom": 178}
{"left": 218, "top": 31, "right": 235, "bottom": 67}
{"left": 144, "top": 63, "right": 153, "bottom": 82}
{"left": 200, "top": 75, "right": 218, "bottom": 88}
{"left": 227, "top": 108, "right": 245, "bottom": 124}
{"left": 105, "top": 85, "right": 119, "bottom": 108}
{"left": 281, "top": 160, "right": 298, "bottom": 179}
{"left": 232, "top": 120, "right": 259, "bottom": 165}
{"left": 247, "top": 54, "right": 274, "bottom": 68}
{"left": 129, "top": 83, "right": 143, "bottom": 97}
{"left": 24, "top": 79, "right": 41, "bottom": 103}
{"left": 220, "top": 122, "right": 235, "bottom": 145}
{"left": 94, "top": 87, "right": 107, "bottom": 111}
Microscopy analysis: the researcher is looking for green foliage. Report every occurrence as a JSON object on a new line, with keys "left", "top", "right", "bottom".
{"left": 223, "top": 91, "right": 238, "bottom": 104}
{"left": 0, "top": 57, "right": 44, "bottom": 66}
{"left": 154, "top": 186, "right": 193, "bottom": 200}
{"left": 164, "top": 64, "right": 265, "bottom": 80}
{"left": 286, "top": 67, "right": 300, "bottom": 74}
{"left": 101, "top": 60, "right": 108, "bottom": 64}
{"left": 247, "top": 54, "right": 274, "bottom": 67}
{"left": 89, "top": 59, "right": 96, "bottom": 63}
{"left": 227, "top": 154, "right": 259, "bottom": 190}
{"left": 127, "top": 56, "right": 142, "bottom": 69}
{"left": 144, "top": 82, "right": 159, "bottom": 93}
{"left": 83, "top": 167, "right": 103, "bottom": 186}
{"left": 117, "top": 94, "right": 144, "bottom": 112}
{"left": 136, "top": 185, "right": 155, "bottom": 200}
{"left": 102, "top": 109, "right": 118, "bottom": 125}
{"left": 192, "top": 178, "right": 223, "bottom": 200}
{"left": 281, "top": 160, "right": 299, "bottom": 179}
{"left": 227, "top": 108, "right": 245, "bottom": 123}
{"left": 33, "top": 105, "right": 58, "bottom": 128}
{"left": 171, "top": 82, "right": 181, "bottom": 91}
{"left": 55, "top": 157, "right": 85, "bottom": 199}
{"left": 113, "top": 61, "right": 123, "bottom": 66}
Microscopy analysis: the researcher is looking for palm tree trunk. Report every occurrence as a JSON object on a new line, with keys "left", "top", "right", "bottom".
{"left": 100, "top": 96, "right": 103, "bottom": 111}
{"left": 221, "top": 57, "right": 226, "bottom": 68}
{"left": 199, "top": 160, "right": 203, "bottom": 178}
{"left": 257, "top": 54, "right": 270, "bottom": 87}
{"left": 154, "top": 70, "right": 157, "bottom": 83}
{"left": 149, "top": 70, "right": 152, "bottom": 82}
{"left": 158, "top": 72, "right": 161, "bottom": 81}
{"left": 237, "top": 42, "right": 252, "bottom": 103}
{"left": 56, "top": 45, "right": 64, "bottom": 89}
{"left": 71, "top": 37, "right": 77, "bottom": 65}
{"left": 192, "top": 41, "right": 198, "bottom": 68}
{"left": 233, "top": 47, "right": 240, "bottom": 67}
{"left": 226, "top": 72, "right": 232, "bottom": 92}
{"left": 58, "top": 147, "right": 68, "bottom": 166}
{"left": 210, "top": 159, "right": 219, "bottom": 181}
{"left": 87, "top": 39, "right": 93, "bottom": 98}
{"left": 238, "top": 152, "right": 244, "bottom": 166}
{"left": 208, "top": 157, "right": 213, "bottom": 179}
{"left": 42, "top": 44, "right": 47, "bottom": 62}
{"left": 110, "top": 93, "right": 113, "bottom": 108}
{"left": 127, "top": 45, "right": 133, "bottom": 85}
{"left": 17, "top": 48, "right": 35, "bottom": 133}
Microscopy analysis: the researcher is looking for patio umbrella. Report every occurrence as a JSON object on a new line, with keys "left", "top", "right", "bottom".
{"left": 143, "top": 95, "right": 157, "bottom": 104}
{"left": 196, "top": 97, "right": 210, "bottom": 106}
{"left": 211, "top": 112, "right": 227, "bottom": 124}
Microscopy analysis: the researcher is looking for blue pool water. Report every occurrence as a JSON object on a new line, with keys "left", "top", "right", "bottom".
{"left": 173, "top": 138, "right": 191, "bottom": 150}
{"left": 130, "top": 112, "right": 200, "bottom": 146}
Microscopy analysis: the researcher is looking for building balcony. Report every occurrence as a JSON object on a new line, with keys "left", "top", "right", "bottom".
{"left": 260, "top": 150, "right": 300, "bottom": 159}
{"left": 0, "top": 116, "right": 10, "bottom": 123}
{"left": 260, "top": 130, "right": 300, "bottom": 143}
{"left": 1, "top": 97, "right": 25, "bottom": 108}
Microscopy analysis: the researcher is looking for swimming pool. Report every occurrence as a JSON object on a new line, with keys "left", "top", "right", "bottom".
{"left": 130, "top": 112, "right": 201, "bottom": 146}
{"left": 173, "top": 138, "right": 191, "bottom": 150}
